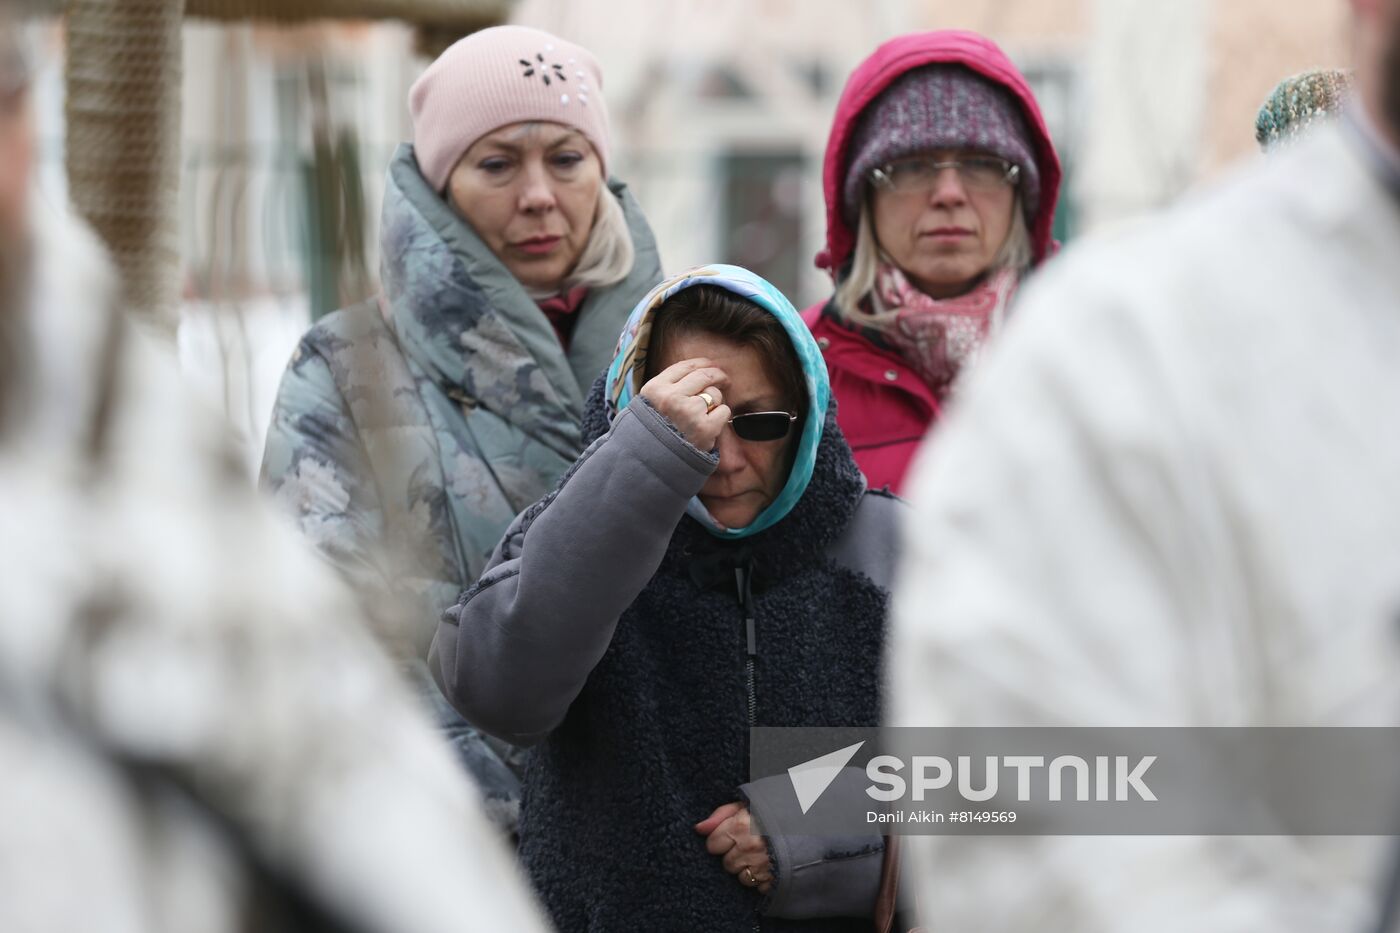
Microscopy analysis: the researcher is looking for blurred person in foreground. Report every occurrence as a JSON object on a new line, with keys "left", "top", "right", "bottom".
{"left": 889, "top": 0, "right": 1400, "bottom": 928}
{"left": 432, "top": 266, "right": 904, "bottom": 929}
{"left": 262, "top": 25, "right": 662, "bottom": 832}
{"left": 0, "top": 17, "right": 547, "bottom": 933}
{"left": 802, "top": 30, "right": 1062, "bottom": 494}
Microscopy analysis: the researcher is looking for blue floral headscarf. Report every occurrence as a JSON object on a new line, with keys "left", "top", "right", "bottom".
{"left": 603, "top": 264, "right": 830, "bottom": 539}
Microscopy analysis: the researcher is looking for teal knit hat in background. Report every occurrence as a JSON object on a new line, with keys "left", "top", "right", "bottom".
{"left": 1255, "top": 69, "right": 1353, "bottom": 152}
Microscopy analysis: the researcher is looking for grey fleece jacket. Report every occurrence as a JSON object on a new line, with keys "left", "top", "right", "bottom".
{"left": 430, "top": 394, "right": 902, "bottom": 920}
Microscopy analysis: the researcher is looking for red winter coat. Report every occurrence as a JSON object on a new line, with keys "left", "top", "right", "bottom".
{"left": 803, "top": 30, "right": 1062, "bottom": 494}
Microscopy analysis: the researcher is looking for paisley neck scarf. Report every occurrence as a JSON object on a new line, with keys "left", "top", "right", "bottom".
{"left": 874, "top": 262, "right": 1019, "bottom": 399}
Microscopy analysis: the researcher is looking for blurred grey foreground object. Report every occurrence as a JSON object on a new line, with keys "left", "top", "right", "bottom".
{"left": 52, "top": 0, "right": 525, "bottom": 840}
{"left": 0, "top": 192, "right": 549, "bottom": 929}
{"left": 889, "top": 44, "right": 1400, "bottom": 933}
{"left": 52, "top": 0, "right": 508, "bottom": 336}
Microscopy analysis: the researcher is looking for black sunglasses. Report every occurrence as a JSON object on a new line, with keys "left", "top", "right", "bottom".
{"left": 728, "top": 411, "right": 798, "bottom": 442}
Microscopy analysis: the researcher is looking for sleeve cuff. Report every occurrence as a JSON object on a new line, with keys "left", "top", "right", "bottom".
{"left": 741, "top": 770, "right": 885, "bottom": 919}
{"left": 613, "top": 395, "right": 718, "bottom": 494}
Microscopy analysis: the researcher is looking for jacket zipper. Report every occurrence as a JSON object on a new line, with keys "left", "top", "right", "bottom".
{"left": 733, "top": 560, "right": 756, "bottom": 717}
{"left": 734, "top": 564, "right": 762, "bottom": 933}
{"left": 734, "top": 564, "right": 757, "bottom": 729}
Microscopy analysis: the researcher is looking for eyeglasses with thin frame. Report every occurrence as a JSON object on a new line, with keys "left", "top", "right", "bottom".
{"left": 869, "top": 155, "right": 1020, "bottom": 195}
{"left": 728, "top": 411, "right": 798, "bottom": 442}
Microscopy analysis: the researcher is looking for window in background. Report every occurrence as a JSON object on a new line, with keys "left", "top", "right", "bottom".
{"left": 1019, "top": 58, "right": 1080, "bottom": 243}
{"left": 719, "top": 150, "right": 806, "bottom": 302}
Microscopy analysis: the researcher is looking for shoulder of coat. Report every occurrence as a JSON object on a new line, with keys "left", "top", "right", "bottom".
{"left": 825, "top": 487, "right": 905, "bottom": 592}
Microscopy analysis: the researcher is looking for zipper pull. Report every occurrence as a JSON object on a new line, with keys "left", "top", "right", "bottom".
{"left": 735, "top": 565, "right": 756, "bottom": 656}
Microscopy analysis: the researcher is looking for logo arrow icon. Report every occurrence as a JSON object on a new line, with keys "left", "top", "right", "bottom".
{"left": 788, "top": 741, "right": 866, "bottom": 814}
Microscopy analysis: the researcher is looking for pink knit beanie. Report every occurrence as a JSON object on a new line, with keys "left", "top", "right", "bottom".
{"left": 409, "top": 25, "right": 611, "bottom": 192}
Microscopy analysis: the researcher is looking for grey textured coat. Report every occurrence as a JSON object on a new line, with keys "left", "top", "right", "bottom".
{"left": 433, "top": 378, "right": 905, "bottom": 930}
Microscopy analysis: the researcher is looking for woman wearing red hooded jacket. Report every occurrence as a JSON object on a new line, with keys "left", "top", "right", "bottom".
{"left": 804, "top": 31, "right": 1062, "bottom": 493}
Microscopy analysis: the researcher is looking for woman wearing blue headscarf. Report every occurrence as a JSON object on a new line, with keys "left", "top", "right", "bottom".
{"left": 430, "top": 265, "right": 904, "bottom": 930}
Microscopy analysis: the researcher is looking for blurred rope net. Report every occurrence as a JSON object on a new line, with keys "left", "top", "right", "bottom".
{"left": 36, "top": 0, "right": 507, "bottom": 334}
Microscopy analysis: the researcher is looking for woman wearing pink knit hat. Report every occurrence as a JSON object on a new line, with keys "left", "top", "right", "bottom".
{"left": 261, "top": 25, "right": 662, "bottom": 837}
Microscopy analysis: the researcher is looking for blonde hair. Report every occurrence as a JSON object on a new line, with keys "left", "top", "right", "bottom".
{"left": 832, "top": 194, "right": 1033, "bottom": 327}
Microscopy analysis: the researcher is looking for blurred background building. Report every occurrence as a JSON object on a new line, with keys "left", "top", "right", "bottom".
{"left": 25, "top": 0, "right": 1350, "bottom": 471}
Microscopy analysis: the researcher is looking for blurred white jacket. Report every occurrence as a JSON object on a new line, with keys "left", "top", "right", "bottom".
{"left": 0, "top": 199, "right": 550, "bottom": 932}
{"left": 890, "top": 121, "right": 1400, "bottom": 931}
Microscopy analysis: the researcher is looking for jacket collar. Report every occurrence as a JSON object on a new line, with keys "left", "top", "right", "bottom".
{"left": 809, "top": 302, "right": 941, "bottom": 415}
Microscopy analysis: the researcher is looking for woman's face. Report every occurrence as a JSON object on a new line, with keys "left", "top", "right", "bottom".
{"left": 655, "top": 331, "right": 797, "bottom": 530}
{"left": 870, "top": 149, "right": 1017, "bottom": 299}
{"left": 447, "top": 121, "right": 603, "bottom": 293}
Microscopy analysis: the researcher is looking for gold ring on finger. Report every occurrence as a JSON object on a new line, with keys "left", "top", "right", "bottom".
{"left": 740, "top": 866, "right": 756, "bottom": 886}
{"left": 697, "top": 391, "right": 717, "bottom": 414}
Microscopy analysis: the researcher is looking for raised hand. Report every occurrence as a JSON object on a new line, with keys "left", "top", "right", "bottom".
{"left": 638, "top": 357, "right": 731, "bottom": 453}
